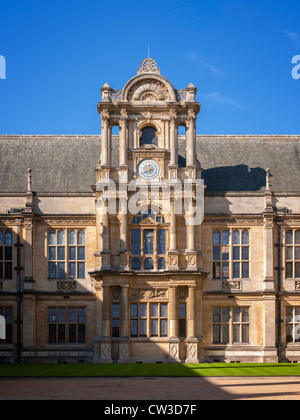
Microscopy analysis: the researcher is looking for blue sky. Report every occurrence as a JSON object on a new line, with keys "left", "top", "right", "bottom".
{"left": 0, "top": 0, "right": 299, "bottom": 135}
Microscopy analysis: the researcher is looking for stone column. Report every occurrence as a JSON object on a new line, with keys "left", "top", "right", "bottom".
{"left": 168, "top": 285, "right": 180, "bottom": 363}
{"left": 94, "top": 283, "right": 103, "bottom": 363}
{"left": 170, "top": 113, "right": 177, "bottom": 166}
{"left": 101, "top": 200, "right": 111, "bottom": 269}
{"left": 170, "top": 198, "right": 177, "bottom": 252}
{"left": 263, "top": 215, "right": 275, "bottom": 291}
{"left": 263, "top": 295, "right": 278, "bottom": 363}
{"left": 185, "top": 285, "right": 199, "bottom": 363}
{"left": 101, "top": 110, "right": 110, "bottom": 166}
{"left": 23, "top": 218, "right": 34, "bottom": 291}
{"left": 119, "top": 110, "right": 128, "bottom": 167}
{"left": 186, "top": 111, "right": 196, "bottom": 167}
{"left": 186, "top": 200, "right": 197, "bottom": 271}
{"left": 119, "top": 285, "right": 130, "bottom": 363}
{"left": 100, "top": 285, "right": 112, "bottom": 363}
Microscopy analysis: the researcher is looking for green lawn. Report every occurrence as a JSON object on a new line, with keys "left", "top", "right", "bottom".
{"left": 1, "top": 363, "right": 300, "bottom": 377}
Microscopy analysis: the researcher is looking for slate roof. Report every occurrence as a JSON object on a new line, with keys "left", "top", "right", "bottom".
{"left": 0, "top": 135, "right": 299, "bottom": 193}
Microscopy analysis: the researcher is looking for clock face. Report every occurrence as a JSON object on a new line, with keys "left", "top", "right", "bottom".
{"left": 138, "top": 159, "right": 160, "bottom": 180}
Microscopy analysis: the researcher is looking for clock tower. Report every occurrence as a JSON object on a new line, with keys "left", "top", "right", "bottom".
{"left": 92, "top": 57, "right": 206, "bottom": 364}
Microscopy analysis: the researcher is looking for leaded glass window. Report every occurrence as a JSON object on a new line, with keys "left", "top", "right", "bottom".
{"left": 48, "top": 307, "right": 86, "bottom": 344}
{"left": 0, "top": 230, "right": 13, "bottom": 280}
{"left": 285, "top": 230, "right": 300, "bottom": 279}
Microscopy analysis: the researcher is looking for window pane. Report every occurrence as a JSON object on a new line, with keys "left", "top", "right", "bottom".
{"left": 132, "top": 257, "right": 140, "bottom": 270}
{"left": 131, "top": 304, "right": 138, "bottom": 318}
{"left": 179, "top": 319, "right": 186, "bottom": 337}
{"left": 69, "top": 262, "right": 76, "bottom": 278}
{"left": 286, "top": 262, "right": 293, "bottom": 278}
{"left": 242, "top": 230, "right": 249, "bottom": 245}
{"left": 286, "top": 324, "right": 293, "bottom": 343}
{"left": 78, "top": 262, "right": 85, "bottom": 278}
{"left": 233, "top": 307, "right": 241, "bottom": 323}
{"left": 160, "top": 319, "right": 168, "bottom": 337}
{"left": 5, "top": 247, "right": 12, "bottom": 261}
{"left": 222, "top": 325, "right": 230, "bottom": 344}
{"left": 132, "top": 230, "right": 141, "bottom": 255}
{"left": 4, "top": 263, "right": 12, "bottom": 279}
{"left": 57, "top": 247, "right": 65, "bottom": 261}
{"left": 286, "top": 307, "right": 293, "bottom": 323}
{"left": 213, "top": 308, "right": 221, "bottom": 323}
{"left": 295, "top": 247, "right": 300, "bottom": 260}
{"left": 233, "top": 247, "right": 240, "bottom": 261}
{"left": 151, "top": 304, "right": 159, "bottom": 318}
{"left": 242, "top": 247, "right": 249, "bottom": 260}
{"left": 222, "top": 231, "right": 230, "bottom": 245}
{"left": 78, "top": 231, "right": 85, "bottom": 245}
{"left": 222, "top": 247, "right": 229, "bottom": 261}
{"left": 296, "top": 231, "right": 300, "bottom": 245}
{"left": 144, "top": 230, "right": 154, "bottom": 255}
{"left": 233, "top": 262, "right": 240, "bottom": 278}
{"left": 233, "top": 324, "right": 240, "bottom": 343}
{"left": 242, "top": 262, "right": 249, "bottom": 278}
{"left": 0, "top": 264, "right": 3, "bottom": 279}
{"left": 222, "top": 262, "right": 229, "bottom": 279}
{"left": 69, "top": 247, "right": 76, "bottom": 261}
{"left": 78, "top": 325, "right": 85, "bottom": 343}
{"left": 112, "top": 304, "right": 120, "bottom": 319}
{"left": 233, "top": 230, "right": 240, "bottom": 245}
{"left": 58, "top": 308, "right": 66, "bottom": 323}
{"left": 49, "top": 230, "right": 56, "bottom": 245}
{"left": 296, "top": 263, "right": 300, "bottom": 279}
{"left": 49, "top": 262, "right": 56, "bottom": 279}
{"left": 213, "top": 247, "right": 221, "bottom": 261}
{"left": 286, "top": 247, "right": 293, "bottom": 260}
{"left": 49, "top": 247, "right": 56, "bottom": 261}
{"left": 242, "top": 324, "right": 250, "bottom": 343}
{"left": 179, "top": 304, "right": 186, "bottom": 318}
{"left": 213, "top": 262, "right": 221, "bottom": 279}
{"left": 0, "top": 247, "right": 2, "bottom": 261}
{"left": 140, "top": 319, "right": 147, "bottom": 337}
{"left": 49, "top": 308, "right": 57, "bottom": 323}
{"left": 69, "top": 308, "right": 77, "bottom": 323}
{"left": 131, "top": 319, "right": 138, "bottom": 337}
{"left": 160, "top": 304, "right": 168, "bottom": 318}
{"left": 49, "top": 325, "right": 56, "bottom": 343}
{"left": 78, "top": 308, "right": 86, "bottom": 323}
{"left": 144, "top": 257, "right": 154, "bottom": 270}
{"left": 242, "top": 308, "right": 250, "bottom": 323}
{"left": 151, "top": 319, "right": 158, "bottom": 337}
{"left": 5, "top": 308, "right": 12, "bottom": 324}
{"left": 58, "top": 230, "right": 65, "bottom": 245}
{"left": 78, "top": 247, "right": 85, "bottom": 260}
{"left": 158, "top": 230, "right": 166, "bottom": 255}
{"left": 222, "top": 308, "right": 230, "bottom": 323}
{"left": 58, "top": 325, "right": 65, "bottom": 343}
{"left": 69, "top": 230, "right": 76, "bottom": 245}
{"left": 5, "top": 231, "right": 12, "bottom": 246}
{"left": 0, "top": 231, "right": 3, "bottom": 245}
{"left": 286, "top": 230, "right": 293, "bottom": 245}
{"left": 140, "top": 304, "right": 147, "bottom": 318}
{"left": 213, "top": 325, "right": 220, "bottom": 344}
{"left": 57, "top": 262, "right": 66, "bottom": 279}
{"left": 69, "top": 324, "right": 76, "bottom": 343}
{"left": 213, "top": 231, "right": 220, "bottom": 245}
{"left": 158, "top": 257, "right": 166, "bottom": 269}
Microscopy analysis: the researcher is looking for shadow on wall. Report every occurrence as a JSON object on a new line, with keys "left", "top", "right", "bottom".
{"left": 202, "top": 165, "right": 267, "bottom": 192}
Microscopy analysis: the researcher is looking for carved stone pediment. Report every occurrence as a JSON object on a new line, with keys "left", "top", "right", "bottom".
{"left": 139, "top": 216, "right": 158, "bottom": 226}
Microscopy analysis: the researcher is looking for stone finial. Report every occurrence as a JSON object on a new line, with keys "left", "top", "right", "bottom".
{"left": 137, "top": 57, "right": 160, "bottom": 75}
{"left": 27, "top": 168, "right": 32, "bottom": 193}
{"left": 266, "top": 168, "right": 271, "bottom": 191}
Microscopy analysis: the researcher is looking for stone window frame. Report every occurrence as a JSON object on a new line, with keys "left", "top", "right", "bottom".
{"left": 130, "top": 302, "right": 168, "bottom": 338}
{"left": 212, "top": 306, "right": 250, "bottom": 345}
{"left": 285, "top": 306, "right": 300, "bottom": 344}
{"left": 48, "top": 306, "right": 86, "bottom": 345}
{"left": 0, "top": 306, "right": 13, "bottom": 344}
{"left": 129, "top": 210, "right": 169, "bottom": 271}
{"left": 212, "top": 228, "right": 250, "bottom": 281}
{"left": 285, "top": 229, "right": 300, "bottom": 280}
{"left": 47, "top": 228, "right": 86, "bottom": 281}
{"left": 0, "top": 229, "right": 13, "bottom": 280}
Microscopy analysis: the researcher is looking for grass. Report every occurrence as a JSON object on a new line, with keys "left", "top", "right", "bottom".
{"left": 1, "top": 363, "right": 300, "bottom": 378}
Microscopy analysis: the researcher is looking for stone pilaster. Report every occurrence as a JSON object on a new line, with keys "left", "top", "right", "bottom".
{"left": 185, "top": 286, "right": 199, "bottom": 363}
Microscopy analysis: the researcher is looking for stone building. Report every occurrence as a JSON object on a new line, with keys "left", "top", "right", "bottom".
{"left": 0, "top": 57, "right": 300, "bottom": 364}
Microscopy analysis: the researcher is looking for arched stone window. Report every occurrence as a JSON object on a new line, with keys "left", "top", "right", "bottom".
{"left": 140, "top": 127, "right": 158, "bottom": 146}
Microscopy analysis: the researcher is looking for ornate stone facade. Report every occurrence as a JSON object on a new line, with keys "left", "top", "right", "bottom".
{"left": 0, "top": 58, "right": 300, "bottom": 363}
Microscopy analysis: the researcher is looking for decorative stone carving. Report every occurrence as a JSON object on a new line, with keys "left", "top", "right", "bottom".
{"left": 57, "top": 282, "right": 77, "bottom": 291}
{"left": 132, "top": 289, "right": 168, "bottom": 299}
{"left": 128, "top": 79, "right": 170, "bottom": 102}
{"left": 169, "top": 254, "right": 179, "bottom": 268}
{"left": 137, "top": 57, "right": 161, "bottom": 75}
{"left": 119, "top": 343, "right": 130, "bottom": 362}
{"left": 295, "top": 281, "right": 300, "bottom": 291}
{"left": 222, "top": 281, "right": 242, "bottom": 291}
{"left": 169, "top": 342, "right": 179, "bottom": 360}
